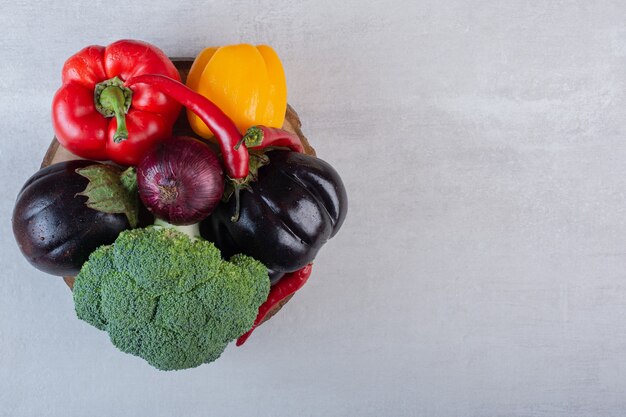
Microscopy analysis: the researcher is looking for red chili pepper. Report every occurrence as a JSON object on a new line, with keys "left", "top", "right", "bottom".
{"left": 237, "top": 126, "right": 304, "bottom": 153}
{"left": 236, "top": 264, "right": 313, "bottom": 346}
{"left": 126, "top": 74, "right": 308, "bottom": 223}
{"left": 125, "top": 74, "right": 249, "bottom": 179}
{"left": 52, "top": 40, "right": 182, "bottom": 166}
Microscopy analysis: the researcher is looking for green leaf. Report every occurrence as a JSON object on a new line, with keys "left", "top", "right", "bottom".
{"left": 75, "top": 165, "right": 139, "bottom": 228}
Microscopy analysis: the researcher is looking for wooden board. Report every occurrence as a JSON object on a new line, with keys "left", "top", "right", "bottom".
{"left": 41, "top": 58, "right": 313, "bottom": 324}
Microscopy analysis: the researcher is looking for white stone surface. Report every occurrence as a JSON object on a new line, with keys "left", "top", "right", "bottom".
{"left": 2, "top": 1, "right": 626, "bottom": 416}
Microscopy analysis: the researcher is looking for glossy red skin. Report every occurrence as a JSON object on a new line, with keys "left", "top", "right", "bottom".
{"left": 236, "top": 264, "right": 313, "bottom": 346}
{"left": 248, "top": 126, "right": 304, "bottom": 153}
{"left": 52, "top": 40, "right": 182, "bottom": 166}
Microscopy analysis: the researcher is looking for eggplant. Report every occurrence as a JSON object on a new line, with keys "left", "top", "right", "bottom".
{"left": 201, "top": 150, "right": 347, "bottom": 284}
{"left": 12, "top": 160, "right": 130, "bottom": 276}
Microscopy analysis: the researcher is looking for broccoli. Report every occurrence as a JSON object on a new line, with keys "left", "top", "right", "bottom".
{"left": 73, "top": 226, "right": 270, "bottom": 371}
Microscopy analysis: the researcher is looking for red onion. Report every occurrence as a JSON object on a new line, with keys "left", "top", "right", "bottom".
{"left": 137, "top": 136, "right": 224, "bottom": 225}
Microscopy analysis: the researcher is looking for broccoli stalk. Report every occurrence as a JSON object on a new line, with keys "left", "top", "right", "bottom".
{"left": 153, "top": 217, "right": 201, "bottom": 240}
{"left": 72, "top": 226, "right": 270, "bottom": 371}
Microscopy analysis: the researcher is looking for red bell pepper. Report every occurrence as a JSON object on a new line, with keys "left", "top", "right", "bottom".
{"left": 52, "top": 40, "right": 182, "bottom": 166}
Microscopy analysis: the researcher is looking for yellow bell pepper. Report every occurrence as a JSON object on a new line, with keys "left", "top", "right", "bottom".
{"left": 186, "top": 44, "right": 287, "bottom": 139}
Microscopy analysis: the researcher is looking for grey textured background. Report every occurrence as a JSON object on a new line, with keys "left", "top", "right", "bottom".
{"left": 2, "top": 1, "right": 626, "bottom": 416}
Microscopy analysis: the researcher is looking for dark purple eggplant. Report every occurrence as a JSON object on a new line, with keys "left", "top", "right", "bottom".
{"left": 200, "top": 150, "right": 347, "bottom": 284}
{"left": 12, "top": 160, "right": 131, "bottom": 276}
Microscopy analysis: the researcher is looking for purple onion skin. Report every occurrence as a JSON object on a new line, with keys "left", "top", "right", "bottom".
{"left": 137, "top": 136, "right": 225, "bottom": 225}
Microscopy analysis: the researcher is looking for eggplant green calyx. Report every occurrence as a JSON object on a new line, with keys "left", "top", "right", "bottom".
{"left": 76, "top": 165, "right": 139, "bottom": 228}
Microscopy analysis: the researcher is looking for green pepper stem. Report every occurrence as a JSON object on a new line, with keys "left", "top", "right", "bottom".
{"left": 235, "top": 126, "right": 264, "bottom": 150}
{"left": 99, "top": 86, "right": 129, "bottom": 142}
{"left": 94, "top": 76, "right": 133, "bottom": 143}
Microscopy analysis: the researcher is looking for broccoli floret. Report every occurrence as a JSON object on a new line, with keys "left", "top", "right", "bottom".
{"left": 73, "top": 227, "right": 270, "bottom": 371}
